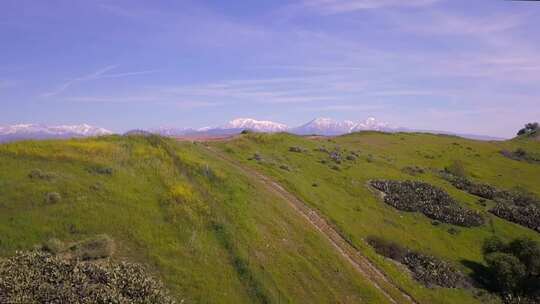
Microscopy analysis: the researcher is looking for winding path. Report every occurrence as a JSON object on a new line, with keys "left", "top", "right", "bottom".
{"left": 203, "top": 145, "right": 419, "bottom": 304}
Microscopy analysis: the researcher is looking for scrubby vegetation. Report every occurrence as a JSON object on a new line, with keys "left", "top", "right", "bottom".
{"left": 367, "top": 236, "right": 468, "bottom": 289}
{"left": 481, "top": 237, "right": 540, "bottom": 303}
{"left": 0, "top": 250, "right": 176, "bottom": 304}
{"left": 443, "top": 174, "right": 540, "bottom": 232}
{"left": 501, "top": 148, "right": 540, "bottom": 163}
{"left": 370, "top": 180, "right": 484, "bottom": 227}
{"left": 401, "top": 166, "right": 425, "bottom": 176}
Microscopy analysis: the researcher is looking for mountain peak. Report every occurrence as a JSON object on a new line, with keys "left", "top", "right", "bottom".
{"left": 293, "top": 117, "right": 389, "bottom": 136}
{"left": 0, "top": 124, "right": 113, "bottom": 142}
{"left": 223, "top": 118, "right": 288, "bottom": 132}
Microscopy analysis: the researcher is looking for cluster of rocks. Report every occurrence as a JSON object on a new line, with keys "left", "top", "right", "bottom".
{"left": 367, "top": 236, "right": 468, "bottom": 289}
{"left": 443, "top": 174, "right": 540, "bottom": 232}
{"left": 370, "top": 180, "right": 484, "bottom": 227}
{"left": 0, "top": 249, "right": 176, "bottom": 303}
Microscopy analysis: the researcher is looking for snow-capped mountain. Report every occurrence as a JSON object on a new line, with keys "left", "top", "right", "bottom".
{"left": 151, "top": 118, "right": 289, "bottom": 137}
{"left": 292, "top": 117, "right": 390, "bottom": 136}
{"left": 149, "top": 127, "right": 196, "bottom": 137}
{"left": 353, "top": 117, "right": 390, "bottom": 131}
{"left": 223, "top": 118, "right": 288, "bottom": 133}
{"left": 149, "top": 117, "right": 392, "bottom": 138}
{"left": 0, "top": 124, "right": 113, "bottom": 142}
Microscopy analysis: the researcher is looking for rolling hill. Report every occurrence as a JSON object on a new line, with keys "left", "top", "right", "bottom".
{"left": 0, "top": 131, "right": 539, "bottom": 303}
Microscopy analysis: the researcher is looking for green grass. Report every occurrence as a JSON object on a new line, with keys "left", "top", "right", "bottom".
{"left": 213, "top": 131, "right": 540, "bottom": 304}
{"left": 0, "top": 135, "right": 390, "bottom": 303}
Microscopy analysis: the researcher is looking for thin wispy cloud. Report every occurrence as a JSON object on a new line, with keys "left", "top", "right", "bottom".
{"left": 2, "top": 0, "right": 539, "bottom": 136}
{"left": 303, "top": 0, "right": 440, "bottom": 14}
{"left": 41, "top": 65, "right": 159, "bottom": 98}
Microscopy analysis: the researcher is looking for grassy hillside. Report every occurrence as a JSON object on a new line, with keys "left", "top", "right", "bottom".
{"left": 0, "top": 135, "right": 390, "bottom": 303}
{"left": 2, "top": 132, "right": 539, "bottom": 303}
{"left": 213, "top": 131, "right": 540, "bottom": 304}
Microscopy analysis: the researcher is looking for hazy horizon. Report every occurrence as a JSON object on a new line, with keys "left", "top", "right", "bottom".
{"left": 1, "top": 0, "right": 539, "bottom": 137}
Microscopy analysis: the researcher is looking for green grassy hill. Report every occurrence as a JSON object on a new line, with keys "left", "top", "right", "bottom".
{"left": 212, "top": 131, "right": 540, "bottom": 304}
{"left": 1, "top": 132, "right": 539, "bottom": 303}
{"left": 0, "top": 135, "right": 389, "bottom": 303}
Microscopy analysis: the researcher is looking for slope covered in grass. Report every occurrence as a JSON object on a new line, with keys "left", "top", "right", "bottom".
{"left": 213, "top": 131, "right": 540, "bottom": 304}
{"left": 0, "top": 135, "right": 390, "bottom": 303}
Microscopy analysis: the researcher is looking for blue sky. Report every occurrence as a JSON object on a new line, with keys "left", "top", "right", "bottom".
{"left": 1, "top": 0, "right": 539, "bottom": 137}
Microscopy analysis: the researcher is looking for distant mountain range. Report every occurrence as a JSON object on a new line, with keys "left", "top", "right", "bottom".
{"left": 150, "top": 117, "right": 392, "bottom": 137}
{"left": 0, "top": 118, "right": 505, "bottom": 143}
{"left": 0, "top": 124, "right": 112, "bottom": 142}
{"left": 150, "top": 117, "right": 504, "bottom": 140}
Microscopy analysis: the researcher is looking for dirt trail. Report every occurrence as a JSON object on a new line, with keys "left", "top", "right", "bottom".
{"left": 203, "top": 145, "right": 419, "bottom": 304}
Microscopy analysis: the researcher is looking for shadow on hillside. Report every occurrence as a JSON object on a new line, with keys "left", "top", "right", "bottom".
{"left": 461, "top": 259, "right": 494, "bottom": 290}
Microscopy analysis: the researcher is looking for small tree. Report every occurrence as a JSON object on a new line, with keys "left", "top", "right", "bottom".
{"left": 482, "top": 236, "right": 540, "bottom": 298}
{"left": 485, "top": 252, "right": 526, "bottom": 293}
{"left": 518, "top": 122, "right": 539, "bottom": 136}
{"left": 508, "top": 238, "right": 540, "bottom": 276}
{"left": 483, "top": 236, "right": 506, "bottom": 255}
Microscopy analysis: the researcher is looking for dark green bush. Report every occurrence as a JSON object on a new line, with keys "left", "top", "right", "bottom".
{"left": 366, "top": 236, "right": 407, "bottom": 262}
{"left": 517, "top": 122, "right": 539, "bottom": 136}
{"left": 485, "top": 252, "right": 526, "bottom": 293}
{"left": 481, "top": 237, "right": 540, "bottom": 301}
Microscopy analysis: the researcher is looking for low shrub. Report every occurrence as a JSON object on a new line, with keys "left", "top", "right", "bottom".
{"left": 45, "top": 192, "right": 62, "bottom": 204}
{"left": 404, "top": 252, "right": 469, "bottom": 288}
{"left": 248, "top": 153, "right": 263, "bottom": 161}
{"left": 42, "top": 238, "right": 65, "bottom": 254}
{"left": 444, "top": 160, "right": 467, "bottom": 178}
{"left": 28, "top": 169, "right": 55, "bottom": 180}
{"left": 0, "top": 250, "right": 176, "bottom": 303}
{"left": 366, "top": 236, "right": 407, "bottom": 262}
{"left": 346, "top": 154, "right": 357, "bottom": 161}
{"left": 69, "top": 234, "right": 115, "bottom": 260}
{"left": 442, "top": 173, "right": 499, "bottom": 200}
{"left": 490, "top": 204, "right": 540, "bottom": 233}
{"left": 87, "top": 166, "right": 113, "bottom": 175}
{"left": 366, "top": 236, "right": 468, "bottom": 288}
{"left": 442, "top": 174, "right": 540, "bottom": 232}
{"left": 402, "top": 166, "right": 425, "bottom": 176}
{"left": 370, "top": 180, "right": 484, "bottom": 227}
{"left": 288, "top": 146, "right": 306, "bottom": 153}
{"left": 501, "top": 149, "right": 540, "bottom": 163}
